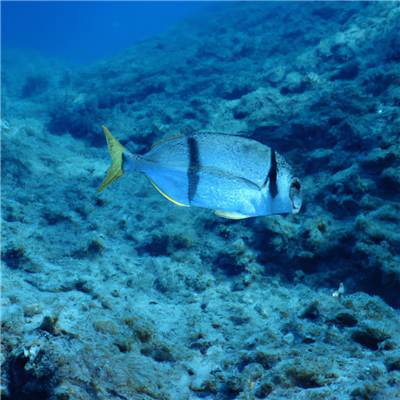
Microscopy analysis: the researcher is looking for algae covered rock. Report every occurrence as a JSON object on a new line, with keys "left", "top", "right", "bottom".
{"left": 1, "top": 1, "right": 400, "bottom": 399}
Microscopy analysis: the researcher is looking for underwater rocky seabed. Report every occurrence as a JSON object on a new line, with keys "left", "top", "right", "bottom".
{"left": 1, "top": 1, "right": 400, "bottom": 399}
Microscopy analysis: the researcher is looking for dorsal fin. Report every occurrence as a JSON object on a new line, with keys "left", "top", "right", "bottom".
{"left": 151, "top": 135, "right": 186, "bottom": 150}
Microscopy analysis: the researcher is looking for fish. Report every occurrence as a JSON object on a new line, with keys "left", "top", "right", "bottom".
{"left": 97, "top": 125, "right": 302, "bottom": 219}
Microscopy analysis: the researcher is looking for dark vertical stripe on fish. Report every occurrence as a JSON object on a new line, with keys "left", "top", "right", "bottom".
{"left": 187, "top": 136, "right": 200, "bottom": 203}
{"left": 268, "top": 149, "right": 278, "bottom": 198}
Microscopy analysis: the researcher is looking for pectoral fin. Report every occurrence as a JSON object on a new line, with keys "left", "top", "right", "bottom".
{"left": 97, "top": 125, "right": 127, "bottom": 193}
{"left": 214, "top": 210, "right": 252, "bottom": 220}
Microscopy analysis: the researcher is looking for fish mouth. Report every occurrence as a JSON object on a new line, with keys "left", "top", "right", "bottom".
{"left": 290, "top": 178, "right": 302, "bottom": 214}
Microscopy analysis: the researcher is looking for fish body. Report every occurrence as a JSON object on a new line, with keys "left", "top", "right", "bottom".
{"left": 98, "top": 126, "right": 302, "bottom": 219}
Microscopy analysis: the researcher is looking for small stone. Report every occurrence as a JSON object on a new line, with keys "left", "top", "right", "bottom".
{"left": 380, "top": 167, "right": 400, "bottom": 194}
{"left": 93, "top": 319, "right": 119, "bottom": 335}
{"left": 283, "top": 333, "right": 295, "bottom": 345}
{"left": 298, "top": 251, "right": 313, "bottom": 259}
{"left": 23, "top": 303, "right": 42, "bottom": 317}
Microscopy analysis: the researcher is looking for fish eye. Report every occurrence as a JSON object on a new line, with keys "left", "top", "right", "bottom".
{"left": 291, "top": 179, "right": 301, "bottom": 191}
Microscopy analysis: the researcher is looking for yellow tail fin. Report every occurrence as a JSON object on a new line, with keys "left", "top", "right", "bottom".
{"left": 97, "top": 125, "right": 127, "bottom": 193}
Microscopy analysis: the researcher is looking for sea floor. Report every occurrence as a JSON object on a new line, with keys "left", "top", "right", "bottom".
{"left": 1, "top": 2, "right": 400, "bottom": 399}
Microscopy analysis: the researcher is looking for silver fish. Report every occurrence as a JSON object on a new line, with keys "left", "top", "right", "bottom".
{"left": 97, "top": 126, "right": 302, "bottom": 219}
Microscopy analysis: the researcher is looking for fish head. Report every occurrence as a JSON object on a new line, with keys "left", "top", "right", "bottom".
{"left": 268, "top": 174, "right": 302, "bottom": 215}
{"left": 265, "top": 153, "right": 302, "bottom": 216}
{"left": 289, "top": 178, "right": 302, "bottom": 214}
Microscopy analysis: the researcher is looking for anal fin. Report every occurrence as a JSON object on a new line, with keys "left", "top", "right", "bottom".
{"left": 144, "top": 173, "right": 190, "bottom": 207}
{"left": 214, "top": 210, "right": 252, "bottom": 220}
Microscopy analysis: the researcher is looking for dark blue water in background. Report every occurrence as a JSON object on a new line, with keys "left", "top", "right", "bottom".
{"left": 1, "top": 1, "right": 214, "bottom": 65}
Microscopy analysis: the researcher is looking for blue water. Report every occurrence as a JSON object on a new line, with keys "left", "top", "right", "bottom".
{"left": 1, "top": 1, "right": 213, "bottom": 65}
